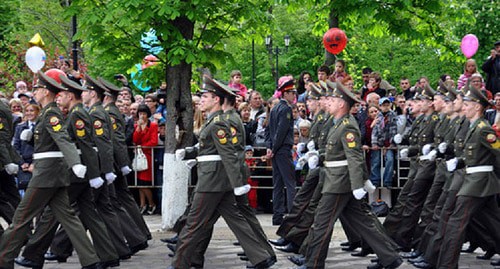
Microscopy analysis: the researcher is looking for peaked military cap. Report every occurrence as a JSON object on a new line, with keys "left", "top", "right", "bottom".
{"left": 319, "top": 80, "right": 335, "bottom": 97}
{"left": 307, "top": 83, "right": 322, "bottom": 100}
{"left": 99, "top": 77, "right": 122, "bottom": 97}
{"left": 317, "top": 81, "right": 328, "bottom": 96}
{"left": 277, "top": 78, "right": 296, "bottom": 93}
{"left": 60, "top": 74, "right": 85, "bottom": 95}
{"left": 463, "top": 85, "right": 490, "bottom": 107}
{"left": 415, "top": 84, "right": 435, "bottom": 101}
{"left": 84, "top": 74, "right": 107, "bottom": 94}
{"left": 201, "top": 75, "right": 236, "bottom": 97}
{"left": 331, "top": 81, "right": 361, "bottom": 107}
{"left": 438, "top": 80, "right": 458, "bottom": 101}
{"left": 34, "top": 71, "right": 65, "bottom": 93}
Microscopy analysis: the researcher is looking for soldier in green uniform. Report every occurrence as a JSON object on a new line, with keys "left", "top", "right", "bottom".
{"left": 435, "top": 85, "right": 500, "bottom": 269}
{"left": 100, "top": 77, "right": 151, "bottom": 247}
{"left": 296, "top": 82, "right": 402, "bottom": 269}
{"left": 169, "top": 76, "right": 274, "bottom": 269}
{"left": 0, "top": 99, "right": 21, "bottom": 236}
{"left": 15, "top": 75, "right": 120, "bottom": 269}
{"left": 189, "top": 78, "right": 275, "bottom": 268}
{"left": 0, "top": 71, "right": 101, "bottom": 269}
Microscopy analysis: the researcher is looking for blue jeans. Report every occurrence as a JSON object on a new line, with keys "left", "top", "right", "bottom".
{"left": 369, "top": 149, "right": 395, "bottom": 187}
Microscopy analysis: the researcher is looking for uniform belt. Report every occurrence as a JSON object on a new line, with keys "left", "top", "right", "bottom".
{"left": 465, "top": 165, "right": 493, "bottom": 174}
{"left": 33, "top": 151, "right": 64, "bottom": 159}
{"left": 196, "top": 155, "right": 222, "bottom": 162}
{"left": 323, "top": 160, "right": 348, "bottom": 167}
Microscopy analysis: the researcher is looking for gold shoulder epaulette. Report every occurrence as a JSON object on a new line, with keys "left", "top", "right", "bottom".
{"left": 214, "top": 115, "right": 220, "bottom": 122}
{"left": 105, "top": 107, "right": 110, "bottom": 111}
{"left": 432, "top": 115, "right": 439, "bottom": 121}
{"left": 477, "top": 121, "right": 486, "bottom": 129}
{"left": 342, "top": 118, "right": 350, "bottom": 125}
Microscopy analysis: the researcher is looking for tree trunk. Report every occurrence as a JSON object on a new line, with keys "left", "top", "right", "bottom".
{"left": 164, "top": 16, "right": 195, "bottom": 153}
{"left": 324, "top": 8, "right": 339, "bottom": 67}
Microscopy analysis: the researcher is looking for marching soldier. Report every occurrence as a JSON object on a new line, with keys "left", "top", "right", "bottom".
{"left": 435, "top": 83, "right": 500, "bottom": 269}
{"left": 15, "top": 74, "right": 120, "bottom": 268}
{"left": 296, "top": 82, "right": 402, "bottom": 269}
{"left": 100, "top": 77, "right": 152, "bottom": 245}
{"left": 169, "top": 76, "right": 274, "bottom": 269}
{"left": 0, "top": 71, "right": 101, "bottom": 269}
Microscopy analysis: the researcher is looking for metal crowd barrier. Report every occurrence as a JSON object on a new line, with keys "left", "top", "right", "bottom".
{"left": 126, "top": 145, "right": 410, "bottom": 190}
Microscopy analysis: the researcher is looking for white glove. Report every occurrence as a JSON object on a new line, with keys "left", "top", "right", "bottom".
{"left": 393, "top": 134, "right": 403, "bottom": 144}
{"left": 175, "top": 149, "right": 186, "bottom": 161}
{"left": 297, "top": 156, "right": 308, "bottom": 169}
{"left": 234, "top": 184, "right": 251, "bottom": 196}
{"left": 308, "top": 155, "right": 319, "bottom": 169}
{"left": 296, "top": 143, "right": 306, "bottom": 154}
{"left": 446, "top": 158, "right": 458, "bottom": 172}
{"left": 306, "top": 150, "right": 319, "bottom": 159}
{"left": 422, "top": 144, "right": 432, "bottom": 155}
{"left": 20, "top": 129, "right": 33, "bottom": 141}
{"left": 4, "top": 163, "right": 19, "bottom": 175}
{"left": 105, "top": 172, "right": 117, "bottom": 184}
{"left": 364, "top": 180, "right": 376, "bottom": 194}
{"left": 89, "top": 177, "right": 104, "bottom": 189}
{"left": 307, "top": 140, "right": 316, "bottom": 151}
{"left": 399, "top": 148, "right": 409, "bottom": 159}
{"left": 438, "top": 142, "right": 447, "bottom": 154}
{"left": 352, "top": 188, "right": 367, "bottom": 200}
{"left": 121, "top": 166, "right": 132, "bottom": 175}
{"left": 185, "top": 159, "right": 197, "bottom": 169}
{"left": 72, "top": 164, "right": 87, "bottom": 179}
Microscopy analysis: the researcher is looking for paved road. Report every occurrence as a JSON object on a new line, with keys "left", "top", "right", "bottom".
{"left": 2, "top": 214, "right": 497, "bottom": 268}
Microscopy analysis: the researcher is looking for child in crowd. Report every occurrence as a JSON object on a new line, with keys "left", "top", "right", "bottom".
{"left": 228, "top": 70, "right": 248, "bottom": 98}
{"left": 457, "top": 59, "right": 477, "bottom": 90}
{"left": 244, "top": 146, "right": 260, "bottom": 209}
{"left": 329, "top": 59, "right": 350, "bottom": 82}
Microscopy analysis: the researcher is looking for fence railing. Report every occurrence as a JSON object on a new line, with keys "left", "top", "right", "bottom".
{"left": 126, "top": 145, "right": 410, "bottom": 190}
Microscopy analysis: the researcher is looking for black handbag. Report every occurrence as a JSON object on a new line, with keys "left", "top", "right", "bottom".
{"left": 370, "top": 200, "right": 389, "bottom": 217}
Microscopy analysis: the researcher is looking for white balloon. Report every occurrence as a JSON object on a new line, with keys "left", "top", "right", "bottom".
{"left": 25, "top": 46, "right": 46, "bottom": 73}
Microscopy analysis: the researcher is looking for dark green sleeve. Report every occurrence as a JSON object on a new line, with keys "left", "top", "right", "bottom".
{"left": 340, "top": 124, "right": 366, "bottom": 190}
{"left": 212, "top": 121, "right": 242, "bottom": 188}
{"left": 45, "top": 110, "right": 80, "bottom": 168}
{"left": 91, "top": 111, "right": 114, "bottom": 174}
{"left": 70, "top": 111, "right": 100, "bottom": 179}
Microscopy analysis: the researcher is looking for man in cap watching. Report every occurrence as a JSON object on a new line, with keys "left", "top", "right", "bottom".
{"left": 266, "top": 77, "right": 297, "bottom": 226}
{"left": 481, "top": 40, "right": 500, "bottom": 95}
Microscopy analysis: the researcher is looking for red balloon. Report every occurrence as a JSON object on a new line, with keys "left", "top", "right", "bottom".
{"left": 323, "top": 28, "right": 348, "bottom": 55}
{"left": 44, "top": 68, "right": 66, "bottom": 83}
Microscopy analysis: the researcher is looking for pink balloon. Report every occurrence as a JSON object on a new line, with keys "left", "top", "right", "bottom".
{"left": 460, "top": 34, "right": 479, "bottom": 58}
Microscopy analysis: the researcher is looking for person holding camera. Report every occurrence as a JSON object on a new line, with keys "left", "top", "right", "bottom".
{"left": 482, "top": 40, "right": 500, "bottom": 96}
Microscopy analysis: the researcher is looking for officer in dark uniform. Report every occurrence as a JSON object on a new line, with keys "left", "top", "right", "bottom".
{"left": 100, "top": 77, "right": 151, "bottom": 246}
{"left": 0, "top": 71, "right": 101, "bottom": 269}
{"left": 0, "top": 99, "right": 21, "bottom": 236}
{"left": 436, "top": 86, "right": 500, "bottom": 269}
{"left": 271, "top": 83, "right": 324, "bottom": 248}
{"left": 190, "top": 78, "right": 276, "bottom": 268}
{"left": 169, "top": 76, "right": 274, "bottom": 269}
{"left": 15, "top": 74, "right": 120, "bottom": 268}
{"left": 296, "top": 82, "right": 402, "bottom": 269}
{"left": 266, "top": 78, "right": 297, "bottom": 225}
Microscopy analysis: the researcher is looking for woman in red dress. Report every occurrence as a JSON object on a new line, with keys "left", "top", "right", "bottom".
{"left": 133, "top": 104, "right": 158, "bottom": 215}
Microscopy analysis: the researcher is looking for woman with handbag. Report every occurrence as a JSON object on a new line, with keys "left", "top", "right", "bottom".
{"left": 133, "top": 104, "right": 158, "bottom": 215}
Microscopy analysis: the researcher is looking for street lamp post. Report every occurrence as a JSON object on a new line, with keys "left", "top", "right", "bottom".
{"left": 265, "top": 35, "right": 290, "bottom": 88}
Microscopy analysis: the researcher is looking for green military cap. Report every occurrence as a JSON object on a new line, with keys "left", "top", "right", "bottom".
{"left": 319, "top": 80, "right": 335, "bottom": 97}
{"left": 84, "top": 74, "right": 107, "bottom": 94}
{"left": 277, "top": 78, "right": 297, "bottom": 93}
{"left": 463, "top": 85, "right": 490, "bottom": 107}
{"left": 99, "top": 77, "right": 122, "bottom": 97}
{"left": 307, "top": 83, "right": 322, "bottom": 100}
{"left": 438, "top": 80, "right": 458, "bottom": 101}
{"left": 34, "top": 71, "right": 65, "bottom": 93}
{"left": 317, "top": 81, "right": 328, "bottom": 96}
{"left": 60, "top": 74, "right": 86, "bottom": 96}
{"left": 331, "top": 81, "right": 361, "bottom": 107}
{"left": 201, "top": 75, "right": 236, "bottom": 97}
{"left": 415, "top": 84, "right": 435, "bottom": 101}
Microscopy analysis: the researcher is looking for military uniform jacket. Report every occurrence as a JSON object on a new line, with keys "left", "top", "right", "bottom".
{"left": 441, "top": 116, "right": 467, "bottom": 159}
{"left": 65, "top": 103, "right": 100, "bottom": 182}
{"left": 224, "top": 108, "right": 248, "bottom": 186}
{"left": 401, "top": 114, "right": 424, "bottom": 147}
{"left": 317, "top": 115, "right": 334, "bottom": 155}
{"left": 308, "top": 110, "right": 327, "bottom": 147}
{"left": 322, "top": 114, "right": 366, "bottom": 194}
{"left": 267, "top": 99, "right": 294, "bottom": 153}
{"left": 89, "top": 102, "right": 114, "bottom": 174}
{"left": 30, "top": 102, "right": 80, "bottom": 188}
{"left": 407, "top": 112, "right": 439, "bottom": 157}
{"left": 0, "top": 101, "right": 20, "bottom": 166}
{"left": 105, "top": 102, "right": 130, "bottom": 168}
{"left": 457, "top": 118, "right": 500, "bottom": 197}
{"left": 432, "top": 114, "right": 451, "bottom": 146}
{"left": 195, "top": 110, "right": 242, "bottom": 192}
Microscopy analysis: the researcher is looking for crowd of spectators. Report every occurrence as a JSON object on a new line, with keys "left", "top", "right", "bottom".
{"left": 2, "top": 42, "right": 500, "bottom": 213}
